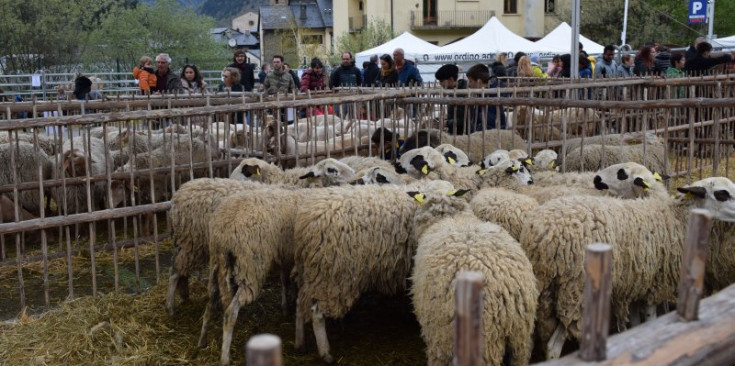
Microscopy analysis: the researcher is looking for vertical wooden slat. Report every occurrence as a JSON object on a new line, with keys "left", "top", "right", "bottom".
{"left": 454, "top": 271, "right": 484, "bottom": 366}
{"left": 33, "top": 131, "right": 50, "bottom": 307}
{"left": 677, "top": 208, "right": 714, "bottom": 321}
{"left": 245, "top": 334, "right": 283, "bottom": 366}
{"left": 580, "top": 243, "right": 613, "bottom": 362}
{"left": 9, "top": 131, "right": 26, "bottom": 310}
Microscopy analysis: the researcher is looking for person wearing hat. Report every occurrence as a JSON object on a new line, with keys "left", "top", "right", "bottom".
{"left": 435, "top": 64, "right": 469, "bottom": 134}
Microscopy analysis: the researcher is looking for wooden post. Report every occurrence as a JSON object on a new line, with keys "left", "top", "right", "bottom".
{"left": 580, "top": 243, "right": 613, "bottom": 362}
{"left": 454, "top": 271, "right": 484, "bottom": 366}
{"left": 245, "top": 334, "right": 282, "bottom": 366}
{"left": 677, "top": 208, "right": 714, "bottom": 321}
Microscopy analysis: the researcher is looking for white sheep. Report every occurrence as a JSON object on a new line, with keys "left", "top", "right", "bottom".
{"left": 349, "top": 166, "right": 413, "bottom": 185}
{"left": 434, "top": 143, "right": 472, "bottom": 167}
{"left": 338, "top": 155, "right": 395, "bottom": 172}
{"left": 0, "top": 132, "right": 57, "bottom": 155}
{"left": 399, "top": 129, "right": 527, "bottom": 163}
{"left": 563, "top": 140, "right": 669, "bottom": 175}
{"left": 480, "top": 149, "right": 509, "bottom": 169}
{"left": 0, "top": 142, "right": 53, "bottom": 218}
{"left": 292, "top": 183, "right": 420, "bottom": 363}
{"left": 409, "top": 180, "right": 538, "bottom": 366}
{"left": 229, "top": 157, "right": 355, "bottom": 187}
{"left": 519, "top": 176, "right": 735, "bottom": 359}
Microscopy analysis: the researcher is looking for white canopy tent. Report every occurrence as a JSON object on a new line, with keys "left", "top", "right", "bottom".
{"left": 712, "top": 35, "right": 735, "bottom": 48}
{"left": 355, "top": 32, "right": 441, "bottom": 65}
{"left": 421, "top": 17, "right": 564, "bottom": 65}
{"left": 534, "top": 22, "right": 605, "bottom": 55}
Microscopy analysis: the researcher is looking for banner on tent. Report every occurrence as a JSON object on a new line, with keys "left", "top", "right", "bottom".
{"left": 421, "top": 51, "right": 558, "bottom": 64}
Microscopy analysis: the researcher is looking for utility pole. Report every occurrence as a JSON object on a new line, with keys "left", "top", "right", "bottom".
{"left": 707, "top": 0, "right": 715, "bottom": 40}
{"left": 621, "top": 0, "right": 629, "bottom": 46}
{"left": 570, "top": 0, "right": 580, "bottom": 80}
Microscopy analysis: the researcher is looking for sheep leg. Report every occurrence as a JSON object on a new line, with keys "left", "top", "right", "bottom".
{"left": 645, "top": 305, "right": 657, "bottom": 322}
{"left": 165, "top": 272, "right": 180, "bottom": 315}
{"left": 311, "top": 303, "right": 334, "bottom": 364}
{"left": 294, "top": 297, "right": 305, "bottom": 353}
{"left": 629, "top": 306, "right": 641, "bottom": 327}
{"left": 280, "top": 270, "right": 290, "bottom": 317}
{"left": 220, "top": 287, "right": 245, "bottom": 366}
{"left": 198, "top": 263, "right": 220, "bottom": 348}
{"left": 546, "top": 324, "right": 566, "bottom": 359}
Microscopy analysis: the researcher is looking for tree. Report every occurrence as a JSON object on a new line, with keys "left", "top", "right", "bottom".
{"left": 330, "top": 18, "right": 395, "bottom": 66}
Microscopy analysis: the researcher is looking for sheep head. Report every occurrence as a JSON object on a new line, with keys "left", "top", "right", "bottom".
{"left": 678, "top": 177, "right": 735, "bottom": 222}
{"left": 593, "top": 162, "right": 667, "bottom": 198}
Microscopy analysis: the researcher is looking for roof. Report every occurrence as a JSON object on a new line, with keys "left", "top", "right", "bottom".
{"left": 534, "top": 22, "right": 605, "bottom": 54}
{"left": 260, "top": 0, "right": 332, "bottom": 30}
{"left": 210, "top": 27, "right": 260, "bottom": 47}
{"left": 356, "top": 32, "right": 441, "bottom": 64}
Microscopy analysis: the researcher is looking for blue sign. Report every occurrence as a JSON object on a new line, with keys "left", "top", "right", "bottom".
{"left": 688, "top": 0, "right": 707, "bottom": 24}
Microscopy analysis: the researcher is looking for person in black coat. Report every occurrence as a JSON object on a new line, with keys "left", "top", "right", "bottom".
{"left": 329, "top": 52, "right": 362, "bottom": 88}
{"left": 228, "top": 49, "right": 255, "bottom": 91}
{"left": 435, "top": 64, "right": 468, "bottom": 134}
{"left": 363, "top": 54, "right": 380, "bottom": 86}
{"left": 684, "top": 41, "right": 735, "bottom": 75}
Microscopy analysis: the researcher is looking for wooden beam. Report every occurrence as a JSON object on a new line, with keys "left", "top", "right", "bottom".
{"left": 580, "top": 243, "right": 613, "bottom": 361}
{"left": 677, "top": 209, "right": 714, "bottom": 321}
{"left": 454, "top": 271, "right": 485, "bottom": 366}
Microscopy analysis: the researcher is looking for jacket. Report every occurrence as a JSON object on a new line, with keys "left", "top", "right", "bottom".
{"left": 363, "top": 63, "right": 380, "bottom": 86}
{"left": 329, "top": 64, "right": 362, "bottom": 88}
{"left": 665, "top": 67, "right": 686, "bottom": 98}
{"left": 633, "top": 58, "right": 654, "bottom": 76}
{"left": 377, "top": 69, "right": 399, "bottom": 86}
{"left": 228, "top": 62, "right": 255, "bottom": 91}
{"left": 653, "top": 51, "right": 671, "bottom": 74}
{"left": 616, "top": 64, "right": 633, "bottom": 77}
{"left": 299, "top": 68, "right": 327, "bottom": 92}
{"left": 263, "top": 67, "right": 295, "bottom": 95}
{"left": 133, "top": 66, "right": 157, "bottom": 93}
{"left": 155, "top": 69, "right": 183, "bottom": 92}
{"left": 595, "top": 59, "right": 617, "bottom": 79}
{"left": 181, "top": 78, "right": 207, "bottom": 93}
{"left": 397, "top": 60, "right": 422, "bottom": 86}
{"left": 684, "top": 53, "right": 733, "bottom": 75}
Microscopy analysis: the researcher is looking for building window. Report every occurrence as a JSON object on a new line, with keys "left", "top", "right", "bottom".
{"left": 302, "top": 35, "right": 323, "bottom": 44}
{"left": 504, "top": 0, "right": 517, "bottom": 14}
{"left": 545, "top": 0, "right": 555, "bottom": 13}
{"left": 359, "top": 1, "right": 363, "bottom": 11}
{"left": 249, "top": 20, "right": 255, "bottom": 26}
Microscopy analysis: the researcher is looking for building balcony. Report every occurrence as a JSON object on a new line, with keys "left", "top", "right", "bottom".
{"left": 410, "top": 10, "right": 495, "bottom": 30}
{"left": 349, "top": 15, "right": 368, "bottom": 32}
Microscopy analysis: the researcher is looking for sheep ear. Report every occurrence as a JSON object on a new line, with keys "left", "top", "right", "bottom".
{"left": 505, "top": 166, "right": 518, "bottom": 174}
{"left": 677, "top": 186, "right": 706, "bottom": 198}
{"left": 479, "top": 160, "right": 487, "bottom": 169}
{"left": 450, "top": 189, "right": 471, "bottom": 197}
{"left": 407, "top": 191, "right": 424, "bottom": 204}
{"left": 351, "top": 178, "right": 365, "bottom": 185}
{"left": 299, "top": 171, "right": 316, "bottom": 179}
{"left": 393, "top": 162, "right": 407, "bottom": 174}
{"left": 375, "top": 174, "right": 389, "bottom": 184}
{"left": 634, "top": 177, "right": 651, "bottom": 189}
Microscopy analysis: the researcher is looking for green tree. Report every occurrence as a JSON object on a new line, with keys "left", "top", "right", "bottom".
{"left": 85, "top": 0, "right": 228, "bottom": 72}
{"left": 331, "top": 17, "right": 395, "bottom": 66}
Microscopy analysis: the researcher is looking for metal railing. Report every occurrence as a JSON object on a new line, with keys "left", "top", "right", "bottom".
{"left": 410, "top": 10, "right": 495, "bottom": 29}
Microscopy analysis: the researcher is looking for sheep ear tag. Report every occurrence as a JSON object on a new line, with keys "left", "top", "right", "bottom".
{"left": 524, "top": 158, "right": 534, "bottom": 166}
{"left": 421, "top": 164, "right": 429, "bottom": 175}
{"left": 448, "top": 189, "right": 471, "bottom": 197}
{"left": 407, "top": 191, "right": 425, "bottom": 204}
{"left": 548, "top": 161, "right": 555, "bottom": 169}
{"left": 476, "top": 169, "right": 487, "bottom": 176}
{"left": 634, "top": 177, "right": 651, "bottom": 190}
{"left": 505, "top": 166, "right": 519, "bottom": 174}
{"left": 255, "top": 168, "right": 261, "bottom": 177}
{"left": 447, "top": 156, "right": 456, "bottom": 165}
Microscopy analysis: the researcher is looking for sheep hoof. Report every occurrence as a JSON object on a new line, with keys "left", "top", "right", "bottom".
{"left": 322, "top": 354, "right": 334, "bottom": 364}
{"left": 546, "top": 324, "right": 565, "bottom": 359}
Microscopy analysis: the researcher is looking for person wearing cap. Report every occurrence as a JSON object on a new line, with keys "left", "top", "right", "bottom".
{"left": 435, "top": 64, "right": 468, "bottom": 134}
{"left": 595, "top": 45, "right": 617, "bottom": 79}
{"left": 529, "top": 54, "right": 547, "bottom": 78}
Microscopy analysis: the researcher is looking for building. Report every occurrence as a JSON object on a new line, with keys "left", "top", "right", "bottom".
{"left": 232, "top": 11, "right": 260, "bottom": 34}
{"left": 334, "top": 0, "right": 563, "bottom": 47}
{"left": 210, "top": 27, "right": 262, "bottom": 68}
{"left": 259, "top": 0, "right": 333, "bottom": 68}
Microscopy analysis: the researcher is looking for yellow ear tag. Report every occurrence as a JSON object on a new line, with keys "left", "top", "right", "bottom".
{"left": 255, "top": 168, "right": 261, "bottom": 176}
{"left": 447, "top": 190, "right": 457, "bottom": 196}
{"left": 413, "top": 193, "right": 425, "bottom": 204}
{"left": 642, "top": 180, "right": 651, "bottom": 188}
{"left": 512, "top": 165, "right": 519, "bottom": 172}
{"left": 476, "top": 169, "right": 487, "bottom": 176}
{"left": 548, "top": 161, "right": 555, "bottom": 169}
{"left": 653, "top": 172, "right": 662, "bottom": 182}
{"left": 448, "top": 157, "right": 456, "bottom": 165}
{"left": 525, "top": 158, "right": 533, "bottom": 166}
{"left": 421, "top": 165, "right": 429, "bottom": 175}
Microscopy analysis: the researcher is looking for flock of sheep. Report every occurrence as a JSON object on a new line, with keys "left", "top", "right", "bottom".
{"left": 161, "top": 138, "right": 735, "bottom": 365}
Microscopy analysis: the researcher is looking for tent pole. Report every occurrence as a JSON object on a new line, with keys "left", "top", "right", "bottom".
{"left": 570, "top": 0, "right": 580, "bottom": 80}
{"left": 621, "top": 0, "right": 629, "bottom": 45}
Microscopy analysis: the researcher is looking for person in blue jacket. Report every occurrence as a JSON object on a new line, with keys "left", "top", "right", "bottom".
{"left": 392, "top": 48, "right": 422, "bottom": 86}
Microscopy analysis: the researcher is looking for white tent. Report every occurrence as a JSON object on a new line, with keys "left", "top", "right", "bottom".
{"left": 355, "top": 32, "right": 441, "bottom": 65}
{"left": 712, "top": 35, "right": 735, "bottom": 48}
{"left": 534, "top": 22, "right": 605, "bottom": 55}
{"left": 422, "top": 17, "right": 564, "bottom": 64}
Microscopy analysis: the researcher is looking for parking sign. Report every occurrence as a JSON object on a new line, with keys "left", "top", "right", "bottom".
{"left": 689, "top": 0, "right": 707, "bottom": 24}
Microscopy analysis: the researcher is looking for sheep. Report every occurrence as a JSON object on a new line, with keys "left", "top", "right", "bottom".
{"left": 0, "top": 132, "right": 57, "bottom": 155}
{"left": 563, "top": 139, "right": 669, "bottom": 175}
{"left": 470, "top": 187, "right": 539, "bottom": 240}
{"left": 518, "top": 176, "right": 735, "bottom": 359}
{"left": 349, "top": 166, "right": 413, "bottom": 185}
{"left": 166, "top": 178, "right": 274, "bottom": 315}
{"left": 562, "top": 132, "right": 659, "bottom": 157}
{"left": 0, "top": 142, "right": 53, "bottom": 218}
{"left": 198, "top": 186, "right": 299, "bottom": 366}
{"left": 399, "top": 129, "right": 527, "bottom": 163}
{"left": 529, "top": 149, "right": 558, "bottom": 172}
{"left": 292, "top": 183, "right": 420, "bottom": 363}
{"left": 480, "top": 149, "right": 509, "bottom": 168}
{"left": 338, "top": 155, "right": 395, "bottom": 172}
{"left": 435, "top": 143, "right": 472, "bottom": 167}
{"left": 229, "top": 157, "right": 355, "bottom": 187}
{"left": 409, "top": 180, "right": 538, "bottom": 366}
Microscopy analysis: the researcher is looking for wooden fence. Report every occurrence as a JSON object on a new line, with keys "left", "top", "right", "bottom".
{"left": 1, "top": 76, "right": 735, "bottom": 317}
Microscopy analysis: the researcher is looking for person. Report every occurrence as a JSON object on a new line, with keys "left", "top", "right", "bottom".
{"left": 72, "top": 75, "right": 103, "bottom": 100}
{"left": 363, "top": 54, "right": 380, "bottom": 87}
{"left": 529, "top": 54, "right": 546, "bottom": 78}
{"left": 666, "top": 53, "right": 687, "bottom": 98}
{"left": 496, "top": 52, "right": 509, "bottom": 66}
{"left": 219, "top": 67, "right": 244, "bottom": 92}
{"left": 684, "top": 41, "right": 734, "bottom": 75}
{"left": 180, "top": 64, "right": 207, "bottom": 93}
{"left": 633, "top": 46, "right": 655, "bottom": 76}
{"left": 653, "top": 45, "right": 671, "bottom": 75}
{"left": 393, "top": 48, "right": 422, "bottom": 86}
{"left": 329, "top": 52, "right": 362, "bottom": 88}
{"left": 595, "top": 45, "right": 617, "bottom": 79}
{"left": 466, "top": 63, "right": 506, "bottom": 131}
{"left": 505, "top": 52, "right": 526, "bottom": 77}
{"left": 132, "top": 56, "right": 157, "bottom": 94}
{"left": 435, "top": 64, "right": 469, "bottom": 135}
{"left": 283, "top": 63, "right": 300, "bottom": 90}
{"left": 228, "top": 49, "right": 255, "bottom": 91}
{"left": 258, "top": 64, "right": 270, "bottom": 85}
{"left": 516, "top": 56, "right": 534, "bottom": 78}
{"left": 617, "top": 54, "right": 634, "bottom": 77}
{"left": 685, "top": 36, "right": 706, "bottom": 63}
{"left": 300, "top": 58, "right": 327, "bottom": 92}
{"left": 578, "top": 55, "right": 592, "bottom": 79}
{"left": 154, "top": 53, "right": 183, "bottom": 92}
{"left": 546, "top": 55, "right": 563, "bottom": 77}
{"left": 377, "top": 54, "right": 399, "bottom": 87}
{"left": 263, "top": 55, "right": 295, "bottom": 95}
